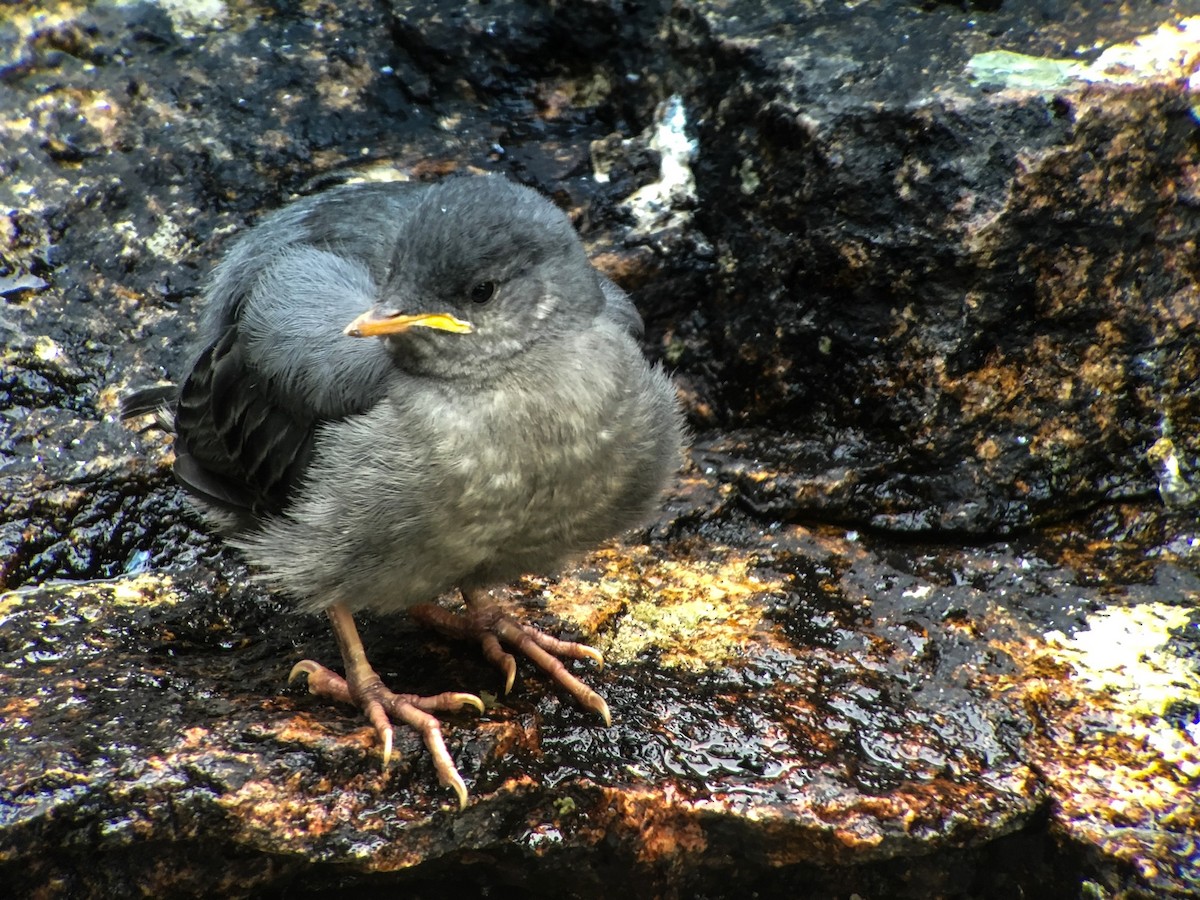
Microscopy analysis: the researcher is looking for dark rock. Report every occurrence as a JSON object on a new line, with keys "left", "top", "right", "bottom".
{"left": 2, "top": 1, "right": 1198, "bottom": 898}
{"left": 669, "top": 0, "right": 1200, "bottom": 535}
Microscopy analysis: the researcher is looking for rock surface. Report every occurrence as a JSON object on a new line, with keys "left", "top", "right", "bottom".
{"left": 2, "top": 1, "right": 1198, "bottom": 898}
{"left": 674, "top": 1, "right": 1200, "bottom": 535}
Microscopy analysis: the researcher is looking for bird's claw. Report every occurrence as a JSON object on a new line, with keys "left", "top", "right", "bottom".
{"left": 380, "top": 724, "right": 394, "bottom": 769}
{"left": 411, "top": 597, "right": 611, "bottom": 726}
{"left": 287, "top": 657, "right": 482, "bottom": 809}
{"left": 289, "top": 658, "right": 354, "bottom": 704}
{"left": 478, "top": 633, "right": 518, "bottom": 694}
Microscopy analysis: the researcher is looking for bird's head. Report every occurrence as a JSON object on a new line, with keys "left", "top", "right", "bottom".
{"left": 344, "top": 175, "right": 605, "bottom": 380}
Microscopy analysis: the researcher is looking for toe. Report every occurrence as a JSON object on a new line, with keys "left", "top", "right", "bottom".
{"left": 522, "top": 625, "right": 605, "bottom": 669}
{"left": 389, "top": 700, "right": 471, "bottom": 809}
{"left": 288, "top": 659, "right": 353, "bottom": 705}
{"left": 480, "top": 633, "right": 517, "bottom": 694}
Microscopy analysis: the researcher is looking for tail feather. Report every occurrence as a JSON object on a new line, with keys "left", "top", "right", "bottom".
{"left": 119, "top": 383, "right": 178, "bottom": 433}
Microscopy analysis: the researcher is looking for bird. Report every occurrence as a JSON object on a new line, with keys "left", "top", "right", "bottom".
{"left": 121, "top": 173, "right": 684, "bottom": 808}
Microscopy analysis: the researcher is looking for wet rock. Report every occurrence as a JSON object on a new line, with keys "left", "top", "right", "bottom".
{"left": 2, "top": 1, "right": 1199, "bottom": 899}
{"left": 5, "top": 491, "right": 1198, "bottom": 897}
{"left": 671, "top": 1, "right": 1200, "bottom": 534}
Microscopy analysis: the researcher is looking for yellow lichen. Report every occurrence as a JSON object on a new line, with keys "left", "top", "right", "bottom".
{"left": 0, "top": 573, "right": 183, "bottom": 617}
{"left": 1044, "top": 603, "right": 1199, "bottom": 718}
{"left": 589, "top": 552, "right": 782, "bottom": 671}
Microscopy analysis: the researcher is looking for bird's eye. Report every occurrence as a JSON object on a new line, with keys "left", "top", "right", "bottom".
{"left": 470, "top": 281, "right": 496, "bottom": 304}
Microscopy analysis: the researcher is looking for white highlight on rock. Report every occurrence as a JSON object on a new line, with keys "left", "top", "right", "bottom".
{"left": 623, "top": 94, "right": 698, "bottom": 232}
{"left": 1147, "top": 435, "right": 1198, "bottom": 510}
{"left": 145, "top": 0, "right": 229, "bottom": 39}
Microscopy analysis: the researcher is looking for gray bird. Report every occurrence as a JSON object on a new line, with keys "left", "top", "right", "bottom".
{"left": 123, "top": 174, "right": 684, "bottom": 807}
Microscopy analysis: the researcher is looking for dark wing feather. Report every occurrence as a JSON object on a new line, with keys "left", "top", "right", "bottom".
{"left": 161, "top": 182, "right": 413, "bottom": 523}
{"left": 173, "top": 325, "right": 317, "bottom": 518}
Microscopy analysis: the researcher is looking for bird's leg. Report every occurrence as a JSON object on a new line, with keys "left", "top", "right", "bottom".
{"left": 410, "top": 588, "right": 611, "bottom": 726}
{"left": 288, "top": 602, "right": 484, "bottom": 808}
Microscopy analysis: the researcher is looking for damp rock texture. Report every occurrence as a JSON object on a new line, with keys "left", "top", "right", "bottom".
{"left": 2, "top": 2, "right": 1199, "bottom": 899}
{"left": 673, "top": 1, "right": 1200, "bottom": 535}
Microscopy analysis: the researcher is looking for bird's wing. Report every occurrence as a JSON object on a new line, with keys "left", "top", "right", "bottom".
{"left": 599, "top": 276, "right": 645, "bottom": 339}
{"left": 174, "top": 324, "right": 319, "bottom": 516}
{"left": 174, "top": 185, "right": 413, "bottom": 518}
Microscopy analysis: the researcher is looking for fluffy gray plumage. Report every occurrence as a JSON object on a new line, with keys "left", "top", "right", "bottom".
{"left": 166, "top": 174, "right": 683, "bottom": 615}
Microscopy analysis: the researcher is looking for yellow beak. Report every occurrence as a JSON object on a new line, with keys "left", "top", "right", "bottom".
{"left": 344, "top": 309, "right": 474, "bottom": 338}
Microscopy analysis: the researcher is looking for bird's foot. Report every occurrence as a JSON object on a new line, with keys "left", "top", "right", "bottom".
{"left": 410, "top": 591, "right": 611, "bottom": 726}
{"left": 288, "top": 658, "right": 484, "bottom": 809}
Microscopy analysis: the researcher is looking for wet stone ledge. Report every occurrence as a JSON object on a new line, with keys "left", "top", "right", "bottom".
{"left": 3, "top": 491, "right": 1198, "bottom": 897}
{"left": 2, "top": 1, "right": 1199, "bottom": 898}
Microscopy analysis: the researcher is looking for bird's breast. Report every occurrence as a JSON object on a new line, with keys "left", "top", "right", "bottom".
{"left": 412, "top": 351, "right": 647, "bottom": 552}
{"left": 254, "top": 330, "right": 678, "bottom": 612}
